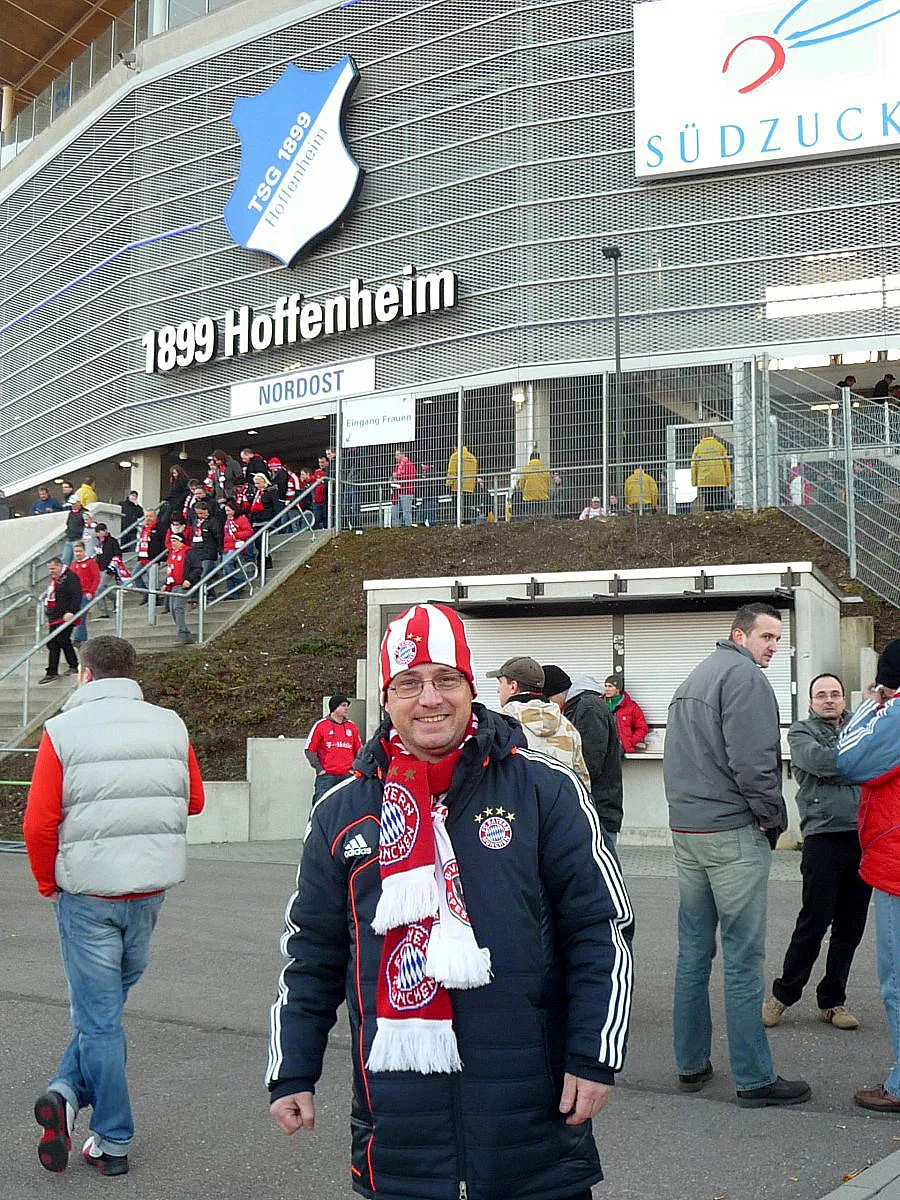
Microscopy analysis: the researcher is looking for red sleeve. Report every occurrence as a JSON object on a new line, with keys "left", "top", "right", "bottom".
{"left": 633, "top": 702, "right": 649, "bottom": 743}
{"left": 351, "top": 722, "right": 363, "bottom": 755}
{"left": 187, "top": 744, "right": 205, "bottom": 814}
{"left": 306, "top": 721, "right": 323, "bottom": 756}
{"left": 22, "top": 733, "right": 64, "bottom": 897}
{"left": 89, "top": 560, "right": 101, "bottom": 593}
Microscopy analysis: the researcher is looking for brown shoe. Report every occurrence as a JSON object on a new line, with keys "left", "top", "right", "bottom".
{"left": 762, "top": 996, "right": 786, "bottom": 1027}
{"left": 820, "top": 1005, "right": 859, "bottom": 1030}
{"left": 854, "top": 1086, "right": 900, "bottom": 1113}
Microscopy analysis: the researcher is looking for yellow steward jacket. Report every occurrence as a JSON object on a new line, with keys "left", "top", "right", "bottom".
{"left": 518, "top": 458, "right": 551, "bottom": 502}
{"left": 446, "top": 447, "right": 477, "bottom": 494}
{"left": 690, "top": 437, "right": 732, "bottom": 488}
{"left": 624, "top": 470, "right": 659, "bottom": 508}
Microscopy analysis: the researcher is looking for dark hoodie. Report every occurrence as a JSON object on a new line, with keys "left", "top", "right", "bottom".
{"left": 564, "top": 674, "right": 624, "bottom": 832}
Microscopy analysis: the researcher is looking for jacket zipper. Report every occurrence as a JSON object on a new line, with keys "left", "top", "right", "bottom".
{"left": 451, "top": 1073, "right": 468, "bottom": 1200}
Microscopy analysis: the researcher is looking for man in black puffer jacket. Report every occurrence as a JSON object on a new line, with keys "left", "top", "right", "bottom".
{"left": 267, "top": 604, "right": 634, "bottom": 1200}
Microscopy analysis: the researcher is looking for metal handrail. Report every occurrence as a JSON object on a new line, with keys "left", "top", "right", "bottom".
{"left": 0, "top": 591, "right": 36, "bottom": 624}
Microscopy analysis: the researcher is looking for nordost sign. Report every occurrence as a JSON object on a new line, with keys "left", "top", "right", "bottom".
{"left": 634, "top": 0, "right": 900, "bottom": 177}
{"left": 230, "top": 357, "right": 375, "bottom": 418}
{"left": 140, "top": 267, "right": 457, "bottom": 374}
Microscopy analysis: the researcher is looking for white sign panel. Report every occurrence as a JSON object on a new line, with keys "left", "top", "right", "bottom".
{"left": 230, "top": 357, "right": 375, "bottom": 418}
{"left": 634, "top": 0, "right": 900, "bottom": 178}
{"left": 342, "top": 394, "right": 415, "bottom": 448}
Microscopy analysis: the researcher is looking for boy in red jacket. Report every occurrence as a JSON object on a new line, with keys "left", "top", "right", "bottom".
{"left": 68, "top": 543, "right": 100, "bottom": 648}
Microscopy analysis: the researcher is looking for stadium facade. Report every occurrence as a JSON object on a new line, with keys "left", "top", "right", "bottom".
{"left": 3, "top": 0, "right": 900, "bottom": 507}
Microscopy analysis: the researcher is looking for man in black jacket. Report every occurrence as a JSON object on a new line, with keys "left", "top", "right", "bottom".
{"left": 93, "top": 525, "right": 121, "bottom": 618}
{"left": 61, "top": 501, "right": 86, "bottom": 566}
{"left": 543, "top": 666, "right": 623, "bottom": 843}
{"left": 185, "top": 501, "right": 223, "bottom": 599}
{"left": 267, "top": 603, "right": 634, "bottom": 1200}
{"left": 120, "top": 492, "right": 143, "bottom": 549}
{"left": 39, "top": 559, "right": 82, "bottom": 683}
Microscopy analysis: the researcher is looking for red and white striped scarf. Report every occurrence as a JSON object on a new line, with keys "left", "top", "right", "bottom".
{"left": 367, "top": 718, "right": 491, "bottom": 1075}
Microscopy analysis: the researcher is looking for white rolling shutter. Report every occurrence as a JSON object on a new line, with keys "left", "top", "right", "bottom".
{"left": 623, "top": 610, "right": 793, "bottom": 725}
{"left": 460, "top": 614, "right": 615, "bottom": 711}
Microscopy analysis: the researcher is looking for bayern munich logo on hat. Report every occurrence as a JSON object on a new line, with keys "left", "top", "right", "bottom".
{"left": 394, "top": 639, "right": 418, "bottom": 668}
{"left": 385, "top": 923, "right": 439, "bottom": 1011}
{"left": 379, "top": 782, "right": 420, "bottom": 866}
{"left": 478, "top": 814, "right": 513, "bottom": 851}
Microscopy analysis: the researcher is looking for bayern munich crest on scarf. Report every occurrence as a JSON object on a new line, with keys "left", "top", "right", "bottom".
{"left": 379, "top": 781, "right": 420, "bottom": 865}
{"left": 386, "top": 923, "right": 440, "bottom": 1011}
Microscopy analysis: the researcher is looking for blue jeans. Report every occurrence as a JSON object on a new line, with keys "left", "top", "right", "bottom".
{"left": 672, "top": 825, "right": 775, "bottom": 1090}
{"left": 875, "top": 889, "right": 900, "bottom": 1098}
{"left": 72, "top": 595, "right": 91, "bottom": 646}
{"left": 313, "top": 772, "right": 350, "bottom": 804}
{"left": 51, "top": 891, "right": 165, "bottom": 1154}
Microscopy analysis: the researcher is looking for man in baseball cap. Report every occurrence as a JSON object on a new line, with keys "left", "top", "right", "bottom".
{"left": 488, "top": 657, "right": 590, "bottom": 788}
{"left": 838, "top": 640, "right": 900, "bottom": 1112}
{"left": 268, "top": 603, "right": 634, "bottom": 1200}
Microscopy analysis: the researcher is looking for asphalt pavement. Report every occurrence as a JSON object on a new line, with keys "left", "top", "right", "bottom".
{"left": 3, "top": 842, "right": 900, "bottom": 1200}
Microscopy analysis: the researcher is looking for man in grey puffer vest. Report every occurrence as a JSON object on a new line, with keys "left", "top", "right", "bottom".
{"left": 23, "top": 636, "right": 205, "bottom": 1178}
{"left": 664, "top": 603, "right": 810, "bottom": 1109}
{"left": 763, "top": 673, "right": 870, "bottom": 1032}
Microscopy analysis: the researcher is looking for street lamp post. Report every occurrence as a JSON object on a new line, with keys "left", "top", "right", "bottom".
{"left": 602, "top": 245, "right": 623, "bottom": 504}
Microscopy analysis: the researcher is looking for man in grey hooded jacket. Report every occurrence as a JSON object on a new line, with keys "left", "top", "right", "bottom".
{"left": 664, "top": 603, "right": 810, "bottom": 1109}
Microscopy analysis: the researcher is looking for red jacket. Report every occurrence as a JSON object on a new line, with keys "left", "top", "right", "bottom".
{"left": 836, "top": 697, "right": 900, "bottom": 895}
{"left": 311, "top": 468, "right": 327, "bottom": 505}
{"left": 610, "top": 691, "right": 649, "bottom": 754}
{"left": 165, "top": 546, "right": 188, "bottom": 591}
{"left": 223, "top": 514, "right": 253, "bottom": 552}
{"left": 391, "top": 455, "right": 417, "bottom": 496}
{"left": 69, "top": 557, "right": 100, "bottom": 600}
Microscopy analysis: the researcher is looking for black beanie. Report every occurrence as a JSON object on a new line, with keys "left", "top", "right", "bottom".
{"left": 329, "top": 693, "right": 350, "bottom": 713}
{"left": 541, "top": 664, "right": 572, "bottom": 698}
{"left": 876, "top": 640, "right": 900, "bottom": 689}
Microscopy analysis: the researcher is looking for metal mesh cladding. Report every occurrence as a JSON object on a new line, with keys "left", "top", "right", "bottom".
{"left": 4, "top": 0, "right": 900, "bottom": 489}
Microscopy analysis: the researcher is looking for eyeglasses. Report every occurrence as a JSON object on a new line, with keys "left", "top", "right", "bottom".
{"left": 389, "top": 671, "right": 467, "bottom": 699}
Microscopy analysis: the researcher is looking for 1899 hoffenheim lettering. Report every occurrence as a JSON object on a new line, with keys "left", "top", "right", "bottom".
{"left": 141, "top": 265, "right": 458, "bottom": 375}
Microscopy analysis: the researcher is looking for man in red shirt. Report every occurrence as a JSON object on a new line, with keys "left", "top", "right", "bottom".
{"left": 305, "top": 694, "right": 362, "bottom": 802}
{"left": 68, "top": 543, "right": 100, "bottom": 648}
{"left": 23, "top": 636, "right": 204, "bottom": 1176}
{"left": 390, "top": 448, "right": 417, "bottom": 527}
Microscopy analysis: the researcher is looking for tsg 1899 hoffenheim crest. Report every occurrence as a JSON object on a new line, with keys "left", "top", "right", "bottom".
{"left": 224, "top": 56, "right": 363, "bottom": 266}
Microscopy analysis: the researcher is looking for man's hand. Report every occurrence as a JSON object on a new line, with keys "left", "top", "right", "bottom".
{"left": 864, "top": 682, "right": 886, "bottom": 702}
{"left": 558, "top": 1074, "right": 612, "bottom": 1125}
{"left": 270, "top": 1092, "right": 315, "bottom": 1134}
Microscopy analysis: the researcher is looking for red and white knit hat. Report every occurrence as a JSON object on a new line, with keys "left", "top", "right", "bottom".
{"left": 379, "top": 603, "right": 476, "bottom": 698}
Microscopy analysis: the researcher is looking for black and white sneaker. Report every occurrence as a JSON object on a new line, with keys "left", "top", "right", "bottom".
{"left": 34, "top": 1089, "right": 75, "bottom": 1172}
{"left": 82, "top": 1135, "right": 129, "bottom": 1176}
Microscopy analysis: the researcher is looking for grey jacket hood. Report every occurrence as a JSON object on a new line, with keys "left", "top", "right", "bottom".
{"left": 62, "top": 676, "right": 143, "bottom": 711}
{"left": 567, "top": 674, "right": 606, "bottom": 703}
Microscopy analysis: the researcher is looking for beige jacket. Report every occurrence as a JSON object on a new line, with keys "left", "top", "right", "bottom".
{"left": 501, "top": 697, "right": 591, "bottom": 788}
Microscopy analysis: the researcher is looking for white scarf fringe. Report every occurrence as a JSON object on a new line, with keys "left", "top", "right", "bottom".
{"left": 372, "top": 865, "right": 438, "bottom": 935}
{"left": 367, "top": 1018, "right": 463, "bottom": 1074}
{"left": 426, "top": 928, "right": 492, "bottom": 990}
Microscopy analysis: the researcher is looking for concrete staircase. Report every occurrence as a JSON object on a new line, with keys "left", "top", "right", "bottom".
{"left": 0, "top": 528, "right": 334, "bottom": 753}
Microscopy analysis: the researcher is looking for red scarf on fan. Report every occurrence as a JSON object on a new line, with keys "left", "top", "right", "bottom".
{"left": 367, "top": 719, "right": 491, "bottom": 1075}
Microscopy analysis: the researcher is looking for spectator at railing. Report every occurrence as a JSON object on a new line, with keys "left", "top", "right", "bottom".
{"left": 69, "top": 542, "right": 100, "bottom": 648}
{"left": 75, "top": 476, "right": 98, "bottom": 507}
{"left": 31, "top": 486, "right": 63, "bottom": 516}
{"left": 61, "top": 481, "right": 76, "bottom": 507}
{"left": 61, "top": 500, "right": 86, "bottom": 566}
{"left": 93, "top": 524, "right": 122, "bottom": 619}
{"left": 446, "top": 444, "right": 477, "bottom": 522}
{"left": 165, "top": 466, "right": 190, "bottom": 521}
{"left": 248, "top": 474, "right": 279, "bottom": 567}
{"left": 624, "top": 467, "right": 659, "bottom": 512}
{"left": 690, "top": 430, "right": 732, "bottom": 511}
{"left": 222, "top": 500, "right": 255, "bottom": 598}
{"left": 38, "top": 558, "right": 82, "bottom": 685}
{"left": 165, "top": 531, "right": 195, "bottom": 645}
{"left": 187, "top": 500, "right": 223, "bottom": 598}
{"left": 311, "top": 454, "right": 330, "bottom": 529}
{"left": 390, "top": 449, "right": 417, "bottom": 527}
{"left": 120, "top": 491, "right": 143, "bottom": 549}
{"left": 208, "top": 449, "right": 244, "bottom": 506}
{"left": 516, "top": 447, "right": 551, "bottom": 516}
{"left": 874, "top": 373, "right": 895, "bottom": 398}
{"left": 579, "top": 496, "right": 604, "bottom": 520}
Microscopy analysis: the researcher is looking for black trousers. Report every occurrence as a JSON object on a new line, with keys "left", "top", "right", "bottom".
{"left": 773, "top": 830, "right": 872, "bottom": 1009}
{"left": 47, "top": 624, "right": 78, "bottom": 674}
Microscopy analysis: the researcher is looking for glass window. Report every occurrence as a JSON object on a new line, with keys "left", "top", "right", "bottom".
{"left": 31, "top": 85, "right": 52, "bottom": 138}
{"left": 92, "top": 25, "right": 114, "bottom": 83}
{"left": 168, "top": 0, "right": 206, "bottom": 29}
{"left": 51, "top": 70, "right": 72, "bottom": 120}
{"left": 71, "top": 47, "right": 93, "bottom": 106}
